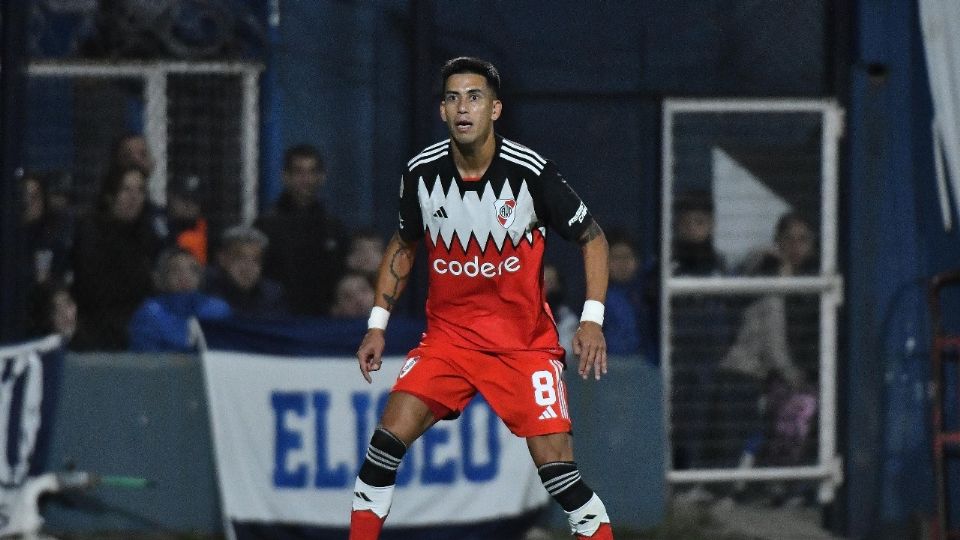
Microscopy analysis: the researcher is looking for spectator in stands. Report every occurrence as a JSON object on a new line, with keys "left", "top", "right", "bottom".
{"left": 71, "top": 164, "right": 165, "bottom": 351}
{"left": 128, "top": 247, "right": 231, "bottom": 352}
{"left": 27, "top": 280, "right": 78, "bottom": 347}
{"left": 669, "top": 190, "right": 732, "bottom": 472}
{"left": 603, "top": 228, "right": 643, "bottom": 356}
{"left": 741, "top": 211, "right": 819, "bottom": 277}
{"left": 345, "top": 229, "right": 385, "bottom": 281}
{"left": 256, "top": 144, "right": 345, "bottom": 316}
{"left": 671, "top": 189, "right": 725, "bottom": 276}
{"left": 329, "top": 272, "right": 375, "bottom": 319}
{"left": 112, "top": 133, "right": 155, "bottom": 177}
{"left": 544, "top": 263, "right": 577, "bottom": 362}
{"left": 710, "top": 212, "right": 819, "bottom": 481}
{"left": 21, "top": 171, "right": 72, "bottom": 285}
{"left": 203, "top": 225, "right": 287, "bottom": 317}
{"left": 165, "top": 173, "right": 209, "bottom": 265}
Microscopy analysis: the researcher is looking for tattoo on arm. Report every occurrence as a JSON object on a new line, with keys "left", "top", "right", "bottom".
{"left": 382, "top": 233, "right": 413, "bottom": 309}
{"left": 577, "top": 220, "right": 603, "bottom": 245}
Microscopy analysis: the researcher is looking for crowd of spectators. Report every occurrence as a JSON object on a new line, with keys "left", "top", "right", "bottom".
{"left": 19, "top": 138, "right": 383, "bottom": 352}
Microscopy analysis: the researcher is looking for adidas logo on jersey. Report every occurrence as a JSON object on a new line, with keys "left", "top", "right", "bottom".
{"left": 538, "top": 406, "right": 559, "bottom": 420}
{"left": 432, "top": 206, "right": 449, "bottom": 218}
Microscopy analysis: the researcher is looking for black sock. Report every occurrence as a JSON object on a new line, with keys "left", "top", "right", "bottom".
{"left": 537, "top": 461, "right": 594, "bottom": 512}
{"left": 358, "top": 427, "right": 407, "bottom": 487}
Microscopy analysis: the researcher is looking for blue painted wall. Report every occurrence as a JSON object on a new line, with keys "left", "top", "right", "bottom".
{"left": 268, "top": 0, "right": 832, "bottom": 302}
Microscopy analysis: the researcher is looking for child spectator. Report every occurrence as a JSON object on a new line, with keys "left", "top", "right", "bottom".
{"left": 165, "top": 173, "right": 210, "bottom": 266}
{"left": 329, "top": 272, "right": 375, "bottom": 319}
{"left": 203, "top": 226, "right": 287, "bottom": 317}
{"left": 128, "top": 247, "right": 231, "bottom": 352}
{"left": 345, "top": 229, "right": 385, "bottom": 281}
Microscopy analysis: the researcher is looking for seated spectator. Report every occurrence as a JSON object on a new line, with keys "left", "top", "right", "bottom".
{"left": 27, "top": 280, "right": 78, "bottom": 347}
{"left": 204, "top": 225, "right": 287, "bottom": 317}
{"left": 329, "top": 272, "right": 375, "bottom": 319}
{"left": 709, "top": 212, "right": 819, "bottom": 474}
{"left": 603, "top": 229, "right": 643, "bottom": 355}
{"left": 165, "top": 173, "right": 210, "bottom": 266}
{"left": 544, "top": 263, "right": 577, "bottom": 362}
{"left": 256, "top": 144, "right": 346, "bottom": 316}
{"left": 128, "top": 247, "right": 231, "bottom": 352}
{"left": 71, "top": 164, "right": 165, "bottom": 351}
{"left": 344, "top": 228, "right": 385, "bottom": 281}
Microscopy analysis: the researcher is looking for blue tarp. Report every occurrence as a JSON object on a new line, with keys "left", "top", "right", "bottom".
{"left": 201, "top": 315, "right": 425, "bottom": 357}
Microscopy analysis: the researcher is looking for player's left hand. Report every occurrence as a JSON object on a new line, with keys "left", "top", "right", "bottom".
{"left": 356, "top": 329, "right": 386, "bottom": 384}
{"left": 573, "top": 322, "right": 607, "bottom": 380}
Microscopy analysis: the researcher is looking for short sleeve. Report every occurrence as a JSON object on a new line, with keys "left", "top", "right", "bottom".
{"left": 536, "top": 162, "right": 594, "bottom": 242}
{"left": 397, "top": 172, "right": 424, "bottom": 243}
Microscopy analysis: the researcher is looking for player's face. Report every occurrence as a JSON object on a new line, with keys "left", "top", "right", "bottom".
{"left": 440, "top": 73, "right": 501, "bottom": 147}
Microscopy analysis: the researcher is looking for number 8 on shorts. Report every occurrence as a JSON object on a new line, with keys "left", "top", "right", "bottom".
{"left": 531, "top": 370, "right": 557, "bottom": 406}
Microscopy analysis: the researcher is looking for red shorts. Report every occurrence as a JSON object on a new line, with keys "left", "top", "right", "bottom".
{"left": 391, "top": 342, "right": 571, "bottom": 437}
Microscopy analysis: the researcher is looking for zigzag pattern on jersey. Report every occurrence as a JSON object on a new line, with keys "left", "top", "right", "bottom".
{"left": 418, "top": 175, "right": 547, "bottom": 253}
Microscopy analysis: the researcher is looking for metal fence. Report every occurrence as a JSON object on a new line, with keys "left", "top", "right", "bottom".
{"left": 661, "top": 99, "right": 844, "bottom": 503}
{"left": 26, "top": 61, "right": 261, "bottom": 227}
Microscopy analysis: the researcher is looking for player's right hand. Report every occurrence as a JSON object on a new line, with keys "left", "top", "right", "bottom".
{"left": 356, "top": 329, "right": 386, "bottom": 384}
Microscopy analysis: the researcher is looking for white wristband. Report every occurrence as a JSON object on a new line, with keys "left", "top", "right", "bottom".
{"left": 580, "top": 300, "right": 605, "bottom": 326}
{"left": 367, "top": 306, "right": 390, "bottom": 330}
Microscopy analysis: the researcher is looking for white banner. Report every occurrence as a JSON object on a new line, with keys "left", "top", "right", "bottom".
{"left": 0, "top": 335, "right": 61, "bottom": 537}
{"left": 202, "top": 350, "right": 549, "bottom": 527}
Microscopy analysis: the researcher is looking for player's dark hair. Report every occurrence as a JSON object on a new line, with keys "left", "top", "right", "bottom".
{"left": 440, "top": 57, "right": 501, "bottom": 98}
{"left": 283, "top": 144, "right": 325, "bottom": 174}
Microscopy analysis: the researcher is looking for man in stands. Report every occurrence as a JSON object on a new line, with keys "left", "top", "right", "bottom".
{"left": 256, "top": 144, "right": 345, "bottom": 316}
{"left": 350, "top": 57, "right": 614, "bottom": 539}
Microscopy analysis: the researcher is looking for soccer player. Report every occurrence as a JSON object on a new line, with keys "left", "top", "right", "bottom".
{"left": 350, "top": 57, "right": 614, "bottom": 539}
